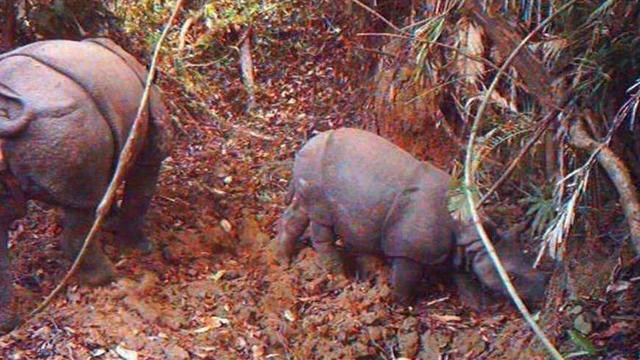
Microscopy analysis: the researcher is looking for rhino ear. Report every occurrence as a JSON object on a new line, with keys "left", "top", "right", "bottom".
{"left": 500, "top": 219, "right": 530, "bottom": 243}
{"left": 481, "top": 220, "right": 502, "bottom": 242}
{"left": 454, "top": 218, "right": 501, "bottom": 247}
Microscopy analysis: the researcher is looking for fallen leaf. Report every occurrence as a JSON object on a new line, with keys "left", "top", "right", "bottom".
{"left": 574, "top": 314, "right": 592, "bottom": 335}
{"left": 92, "top": 348, "right": 107, "bottom": 357}
{"left": 431, "top": 314, "right": 462, "bottom": 323}
{"left": 115, "top": 345, "right": 138, "bottom": 360}
{"left": 193, "top": 326, "right": 212, "bottom": 334}
{"left": 606, "top": 280, "right": 631, "bottom": 293}
{"left": 211, "top": 316, "right": 230, "bottom": 328}
{"left": 210, "top": 270, "right": 226, "bottom": 281}
{"left": 220, "top": 219, "right": 232, "bottom": 232}
{"left": 567, "top": 329, "right": 597, "bottom": 355}
{"left": 284, "top": 309, "right": 297, "bottom": 322}
{"left": 598, "top": 322, "right": 632, "bottom": 338}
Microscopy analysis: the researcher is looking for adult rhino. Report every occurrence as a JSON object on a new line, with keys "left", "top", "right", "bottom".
{"left": 0, "top": 38, "right": 174, "bottom": 333}
{"left": 275, "top": 128, "right": 547, "bottom": 306}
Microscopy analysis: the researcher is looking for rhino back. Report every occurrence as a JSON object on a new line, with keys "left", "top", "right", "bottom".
{"left": 0, "top": 56, "right": 113, "bottom": 208}
{"left": 0, "top": 39, "right": 147, "bottom": 155}
{"left": 83, "top": 38, "right": 175, "bottom": 163}
{"left": 294, "top": 128, "right": 439, "bottom": 255}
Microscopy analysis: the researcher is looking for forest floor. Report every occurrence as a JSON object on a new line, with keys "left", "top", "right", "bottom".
{"left": 1, "top": 11, "right": 638, "bottom": 360}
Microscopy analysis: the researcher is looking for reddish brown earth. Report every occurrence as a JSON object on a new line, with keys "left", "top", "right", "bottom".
{"left": 1, "top": 13, "right": 638, "bottom": 360}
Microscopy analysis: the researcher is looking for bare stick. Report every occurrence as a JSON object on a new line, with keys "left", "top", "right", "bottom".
{"left": 27, "top": 0, "right": 185, "bottom": 319}
{"left": 238, "top": 26, "right": 257, "bottom": 112}
{"left": 477, "top": 110, "right": 556, "bottom": 207}
{"left": 357, "top": 32, "right": 503, "bottom": 73}
{"left": 463, "top": 1, "right": 578, "bottom": 359}
{"left": 569, "top": 120, "right": 640, "bottom": 255}
{"left": 350, "top": 0, "right": 402, "bottom": 32}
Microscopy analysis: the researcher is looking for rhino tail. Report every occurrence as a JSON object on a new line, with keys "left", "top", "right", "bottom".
{"left": 0, "top": 84, "right": 35, "bottom": 137}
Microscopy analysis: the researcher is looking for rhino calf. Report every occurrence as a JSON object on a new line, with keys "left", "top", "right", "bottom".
{"left": 0, "top": 38, "right": 174, "bottom": 333}
{"left": 275, "top": 128, "right": 547, "bottom": 306}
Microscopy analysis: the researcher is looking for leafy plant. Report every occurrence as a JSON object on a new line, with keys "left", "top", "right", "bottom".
{"left": 520, "top": 184, "right": 555, "bottom": 238}
{"left": 448, "top": 177, "right": 480, "bottom": 222}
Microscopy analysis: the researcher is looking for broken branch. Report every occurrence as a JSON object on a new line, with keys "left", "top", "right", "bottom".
{"left": 569, "top": 119, "right": 640, "bottom": 255}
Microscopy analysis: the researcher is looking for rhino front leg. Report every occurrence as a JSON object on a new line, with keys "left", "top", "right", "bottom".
{"left": 0, "top": 227, "right": 19, "bottom": 334}
{"left": 452, "top": 272, "right": 490, "bottom": 311}
{"left": 352, "top": 254, "right": 384, "bottom": 281}
{"left": 61, "top": 209, "right": 115, "bottom": 286}
{"left": 391, "top": 258, "right": 423, "bottom": 305}
{"left": 274, "top": 199, "right": 309, "bottom": 265}
{"left": 310, "top": 222, "right": 344, "bottom": 274}
{"left": 115, "top": 162, "right": 162, "bottom": 253}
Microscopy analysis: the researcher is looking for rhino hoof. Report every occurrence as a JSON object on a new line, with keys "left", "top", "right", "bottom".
{"left": 318, "top": 254, "right": 344, "bottom": 275}
{"left": 270, "top": 243, "right": 291, "bottom": 267}
{"left": 119, "top": 234, "right": 155, "bottom": 255}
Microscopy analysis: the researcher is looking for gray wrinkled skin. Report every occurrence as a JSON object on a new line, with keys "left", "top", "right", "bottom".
{"left": 453, "top": 221, "right": 548, "bottom": 308}
{"left": 276, "top": 128, "right": 547, "bottom": 306}
{"left": 0, "top": 38, "right": 174, "bottom": 334}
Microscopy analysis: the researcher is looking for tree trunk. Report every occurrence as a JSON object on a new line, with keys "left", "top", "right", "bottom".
{"left": 2, "top": 0, "right": 16, "bottom": 52}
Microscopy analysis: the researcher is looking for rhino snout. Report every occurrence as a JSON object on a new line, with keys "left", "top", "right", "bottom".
{"left": 511, "top": 269, "right": 549, "bottom": 307}
{"left": 472, "top": 252, "right": 549, "bottom": 307}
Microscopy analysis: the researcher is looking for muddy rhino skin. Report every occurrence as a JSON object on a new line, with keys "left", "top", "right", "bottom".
{"left": 0, "top": 38, "right": 174, "bottom": 333}
{"left": 276, "top": 128, "right": 547, "bottom": 305}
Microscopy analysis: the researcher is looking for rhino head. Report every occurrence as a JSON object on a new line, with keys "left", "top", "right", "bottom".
{"left": 454, "top": 221, "right": 549, "bottom": 307}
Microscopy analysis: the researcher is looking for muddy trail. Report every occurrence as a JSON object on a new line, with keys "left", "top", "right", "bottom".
{"left": 0, "top": 11, "right": 636, "bottom": 360}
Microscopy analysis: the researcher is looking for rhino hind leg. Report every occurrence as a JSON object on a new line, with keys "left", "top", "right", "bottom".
{"left": 0, "top": 178, "right": 27, "bottom": 334}
{"left": 274, "top": 199, "right": 309, "bottom": 265}
{"left": 60, "top": 209, "right": 115, "bottom": 286}
{"left": 391, "top": 257, "right": 423, "bottom": 305}
{"left": 114, "top": 162, "right": 162, "bottom": 253}
{"left": 310, "top": 222, "right": 344, "bottom": 274}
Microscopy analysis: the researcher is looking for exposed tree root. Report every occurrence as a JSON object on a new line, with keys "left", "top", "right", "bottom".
{"left": 569, "top": 119, "right": 640, "bottom": 256}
